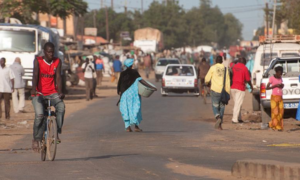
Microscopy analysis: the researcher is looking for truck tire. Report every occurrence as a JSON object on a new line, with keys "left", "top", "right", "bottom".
{"left": 261, "top": 105, "right": 271, "bottom": 124}
{"left": 252, "top": 95, "right": 260, "bottom": 111}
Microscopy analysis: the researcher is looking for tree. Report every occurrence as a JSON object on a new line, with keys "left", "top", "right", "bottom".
{"left": 0, "top": 0, "right": 88, "bottom": 31}
{"left": 142, "top": 1, "right": 186, "bottom": 49}
{"left": 220, "top": 13, "right": 243, "bottom": 46}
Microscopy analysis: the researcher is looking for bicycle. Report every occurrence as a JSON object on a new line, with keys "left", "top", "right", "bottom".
{"left": 37, "top": 92, "right": 59, "bottom": 161}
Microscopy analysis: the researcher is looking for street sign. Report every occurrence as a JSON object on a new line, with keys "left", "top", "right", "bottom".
{"left": 85, "top": 28, "right": 97, "bottom": 36}
{"left": 120, "top": 31, "right": 130, "bottom": 38}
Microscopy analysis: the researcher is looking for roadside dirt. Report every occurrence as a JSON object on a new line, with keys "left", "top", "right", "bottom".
{"left": 0, "top": 77, "right": 118, "bottom": 150}
{"left": 0, "top": 70, "right": 154, "bottom": 151}
{"left": 195, "top": 91, "right": 300, "bottom": 152}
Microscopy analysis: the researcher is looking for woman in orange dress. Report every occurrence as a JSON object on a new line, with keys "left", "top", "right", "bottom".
{"left": 266, "top": 66, "right": 284, "bottom": 131}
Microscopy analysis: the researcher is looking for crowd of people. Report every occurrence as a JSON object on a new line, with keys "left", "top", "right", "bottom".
{"left": 198, "top": 52, "right": 285, "bottom": 131}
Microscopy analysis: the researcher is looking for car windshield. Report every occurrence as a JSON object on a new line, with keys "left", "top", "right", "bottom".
{"left": 0, "top": 29, "right": 36, "bottom": 52}
{"left": 157, "top": 59, "right": 179, "bottom": 66}
{"left": 166, "top": 66, "right": 194, "bottom": 76}
{"left": 273, "top": 59, "right": 300, "bottom": 73}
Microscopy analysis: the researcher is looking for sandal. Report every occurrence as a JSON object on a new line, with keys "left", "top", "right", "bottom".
{"left": 32, "top": 140, "right": 39, "bottom": 153}
{"left": 126, "top": 127, "right": 133, "bottom": 132}
{"left": 134, "top": 128, "right": 143, "bottom": 132}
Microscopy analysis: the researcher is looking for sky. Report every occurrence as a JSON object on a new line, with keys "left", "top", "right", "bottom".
{"left": 85, "top": 0, "right": 269, "bottom": 41}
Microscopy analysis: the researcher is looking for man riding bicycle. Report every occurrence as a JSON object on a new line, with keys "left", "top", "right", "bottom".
{"left": 31, "top": 42, "right": 65, "bottom": 152}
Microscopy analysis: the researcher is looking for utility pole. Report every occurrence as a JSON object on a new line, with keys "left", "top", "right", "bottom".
{"left": 111, "top": 0, "right": 114, "bottom": 10}
{"left": 271, "top": 0, "right": 277, "bottom": 38}
{"left": 265, "top": 3, "right": 269, "bottom": 38}
{"left": 141, "top": 0, "right": 143, "bottom": 13}
{"left": 93, "top": 10, "right": 97, "bottom": 43}
{"left": 101, "top": 0, "right": 104, "bottom": 9}
{"left": 105, "top": 6, "right": 110, "bottom": 42}
{"left": 124, "top": 0, "right": 127, "bottom": 14}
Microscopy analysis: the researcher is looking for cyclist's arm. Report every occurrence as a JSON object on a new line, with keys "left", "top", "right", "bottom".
{"left": 56, "top": 59, "right": 64, "bottom": 98}
{"left": 31, "top": 58, "right": 39, "bottom": 95}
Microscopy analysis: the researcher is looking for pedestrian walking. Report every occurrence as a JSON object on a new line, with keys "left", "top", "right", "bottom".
{"left": 0, "top": 58, "right": 15, "bottom": 120}
{"left": 144, "top": 54, "right": 152, "bottom": 79}
{"left": 266, "top": 65, "right": 284, "bottom": 131}
{"left": 205, "top": 56, "right": 230, "bottom": 130}
{"left": 197, "top": 58, "right": 210, "bottom": 96}
{"left": 94, "top": 55, "right": 104, "bottom": 85}
{"left": 82, "top": 56, "right": 95, "bottom": 101}
{"left": 117, "top": 59, "right": 156, "bottom": 132}
{"left": 113, "top": 55, "right": 122, "bottom": 84}
{"left": 231, "top": 57, "right": 253, "bottom": 124}
{"left": 10, "top": 57, "right": 25, "bottom": 113}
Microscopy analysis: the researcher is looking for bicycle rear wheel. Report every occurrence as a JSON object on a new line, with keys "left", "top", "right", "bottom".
{"left": 47, "top": 116, "right": 57, "bottom": 161}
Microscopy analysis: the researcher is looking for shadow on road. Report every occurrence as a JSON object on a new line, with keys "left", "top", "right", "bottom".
{"left": 56, "top": 154, "right": 138, "bottom": 162}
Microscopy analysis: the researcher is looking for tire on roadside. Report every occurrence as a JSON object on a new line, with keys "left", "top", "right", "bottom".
{"left": 252, "top": 94, "right": 260, "bottom": 111}
{"left": 260, "top": 105, "right": 271, "bottom": 123}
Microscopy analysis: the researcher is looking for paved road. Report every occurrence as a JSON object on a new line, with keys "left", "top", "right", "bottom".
{"left": 1, "top": 81, "right": 300, "bottom": 180}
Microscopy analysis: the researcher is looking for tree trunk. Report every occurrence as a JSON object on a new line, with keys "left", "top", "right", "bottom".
{"left": 63, "top": 17, "right": 67, "bottom": 36}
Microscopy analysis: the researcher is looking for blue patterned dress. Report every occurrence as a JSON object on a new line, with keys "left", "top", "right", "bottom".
{"left": 119, "top": 77, "right": 142, "bottom": 128}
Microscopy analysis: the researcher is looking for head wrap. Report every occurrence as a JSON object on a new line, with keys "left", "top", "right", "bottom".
{"left": 124, "top": 58, "right": 134, "bottom": 67}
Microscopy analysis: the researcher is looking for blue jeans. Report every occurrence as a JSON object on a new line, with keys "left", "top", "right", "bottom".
{"left": 32, "top": 93, "right": 65, "bottom": 141}
{"left": 210, "top": 90, "right": 225, "bottom": 121}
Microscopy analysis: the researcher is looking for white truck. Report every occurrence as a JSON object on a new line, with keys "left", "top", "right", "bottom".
{"left": 0, "top": 23, "right": 67, "bottom": 90}
{"left": 133, "top": 27, "right": 163, "bottom": 53}
{"left": 260, "top": 57, "right": 300, "bottom": 122}
{"left": 251, "top": 36, "right": 300, "bottom": 112}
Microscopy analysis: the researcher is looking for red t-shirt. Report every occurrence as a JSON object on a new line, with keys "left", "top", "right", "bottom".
{"left": 36, "top": 56, "right": 60, "bottom": 96}
{"left": 231, "top": 63, "right": 250, "bottom": 91}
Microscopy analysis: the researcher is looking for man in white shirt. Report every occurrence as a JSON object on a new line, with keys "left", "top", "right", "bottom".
{"left": 0, "top": 58, "right": 15, "bottom": 120}
{"left": 82, "top": 56, "right": 95, "bottom": 101}
{"left": 10, "top": 57, "right": 25, "bottom": 113}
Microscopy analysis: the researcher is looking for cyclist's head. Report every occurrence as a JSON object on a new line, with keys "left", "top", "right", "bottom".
{"left": 43, "top": 42, "right": 55, "bottom": 60}
{"left": 43, "top": 42, "right": 55, "bottom": 50}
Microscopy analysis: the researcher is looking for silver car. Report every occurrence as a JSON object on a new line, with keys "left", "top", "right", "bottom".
{"left": 155, "top": 58, "right": 180, "bottom": 82}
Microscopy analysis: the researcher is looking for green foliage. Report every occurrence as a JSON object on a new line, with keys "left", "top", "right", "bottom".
{"left": 0, "top": 0, "right": 87, "bottom": 23}
{"left": 82, "top": 1, "right": 243, "bottom": 49}
{"left": 277, "top": 0, "right": 300, "bottom": 34}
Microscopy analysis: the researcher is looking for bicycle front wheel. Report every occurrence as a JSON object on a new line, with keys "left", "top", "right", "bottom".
{"left": 47, "top": 116, "right": 57, "bottom": 161}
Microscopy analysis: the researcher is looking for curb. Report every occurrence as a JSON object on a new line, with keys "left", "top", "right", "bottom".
{"left": 232, "top": 159, "right": 300, "bottom": 180}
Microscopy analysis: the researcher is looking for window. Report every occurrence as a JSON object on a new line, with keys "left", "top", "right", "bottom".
{"left": 0, "top": 29, "right": 36, "bottom": 52}
{"left": 166, "top": 66, "right": 194, "bottom": 76}
{"left": 282, "top": 53, "right": 300, "bottom": 58}
{"left": 260, "top": 53, "right": 278, "bottom": 66}
{"left": 157, "top": 59, "right": 179, "bottom": 66}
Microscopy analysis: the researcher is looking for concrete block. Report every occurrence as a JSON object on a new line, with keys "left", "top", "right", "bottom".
{"left": 232, "top": 159, "right": 300, "bottom": 180}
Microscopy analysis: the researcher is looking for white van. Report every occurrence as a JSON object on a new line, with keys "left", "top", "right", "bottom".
{"left": 252, "top": 42, "right": 300, "bottom": 111}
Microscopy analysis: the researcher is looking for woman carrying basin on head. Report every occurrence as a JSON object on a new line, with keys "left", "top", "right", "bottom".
{"left": 117, "top": 59, "right": 157, "bottom": 132}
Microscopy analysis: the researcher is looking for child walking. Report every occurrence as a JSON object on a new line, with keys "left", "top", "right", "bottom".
{"left": 266, "top": 65, "right": 284, "bottom": 131}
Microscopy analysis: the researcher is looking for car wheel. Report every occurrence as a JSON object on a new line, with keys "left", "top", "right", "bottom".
{"left": 161, "top": 88, "right": 167, "bottom": 96}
